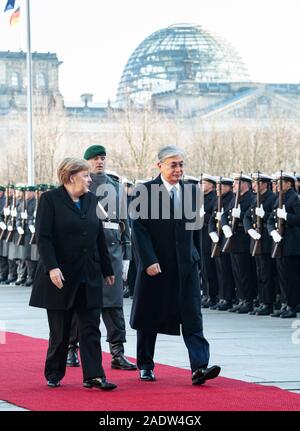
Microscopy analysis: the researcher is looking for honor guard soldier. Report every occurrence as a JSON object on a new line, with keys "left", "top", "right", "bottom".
{"left": 199, "top": 174, "right": 219, "bottom": 308}
{"left": 0, "top": 185, "right": 9, "bottom": 283}
{"left": 5, "top": 184, "right": 18, "bottom": 284}
{"left": 267, "top": 172, "right": 300, "bottom": 318}
{"left": 208, "top": 177, "right": 236, "bottom": 310}
{"left": 221, "top": 173, "right": 256, "bottom": 313}
{"left": 244, "top": 173, "right": 276, "bottom": 315}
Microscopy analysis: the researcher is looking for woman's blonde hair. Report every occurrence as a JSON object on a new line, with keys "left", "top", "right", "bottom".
{"left": 57, "top": 157, "right": 90, "bottom": 185}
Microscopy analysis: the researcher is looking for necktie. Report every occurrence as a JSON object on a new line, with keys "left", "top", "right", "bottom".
{"left": 170, "top": 186, "right": 179, "bottom": 209}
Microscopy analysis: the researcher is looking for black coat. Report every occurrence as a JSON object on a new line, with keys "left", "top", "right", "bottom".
{"left": 243, "top": 189, "right": 276, "bottom": 254}
{"left": 29, "top": 186, "right": 113, "bottom": 310}
{"left": 267, "top": 188, "right": 300, "bottom": 256}
{"left": 208, "top": 190, "right": 234, "bottom": 235}
{"left": 130, "top": 175, "right": 203, "bottom": 336}
{"left": 221, "top": 189, "right": 254, "bottom": 253}
{"left": 200, "top": 191, "right": 217, "bottom": 254}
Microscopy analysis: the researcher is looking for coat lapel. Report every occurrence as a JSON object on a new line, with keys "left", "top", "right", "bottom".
{"left": 57, "top": 185, "right": 90, "bottom": 216}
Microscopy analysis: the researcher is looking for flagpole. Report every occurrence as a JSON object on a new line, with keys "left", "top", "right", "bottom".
{"left": 25, "top": 0, "right": 34, "bottom": 185}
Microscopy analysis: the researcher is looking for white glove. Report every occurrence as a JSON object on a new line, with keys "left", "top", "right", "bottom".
{"left": 277, "top": 205, "right": 287, "bottom": 221}
{"left": 122, "top": 259, "right": 130, "bottom": 281}
{"left": 0, "top": 222, "right": 6, "bottom": 230}
{"left": 17, "top": 226, "right": 24, "bottom": 235}
{"left": 11, "top": 208, "right": 17, "bottom": 217}
{"left": 222, "top": 225, "right": 233, "bottom": 239}
{"left": 7, "top": 225, "right": 13, "bottom": 232}
{"left": 232, "top": 204, "right": 241, "bottom": 219}
{"left": 3, "top": 207, "right": 10, "bottom": 216}
{"left": 255, "top": 204, "right": 265, "bottom": 219}
{"left": 248, "top": 228, "right": 261, "bottom": 240}
{"left": 199, "top": 205, "right": 205, "bottom": 218}
{"left": 209, "top": 232, "right": 219, "bottom": 243}
{"left": 215, "top": 209, "right": 224, "bottom": 221}
{"left": 29, "top": 225, "right": 35, "bottom": 234}
{"left": 271, "top": 229, "right": 282, "bottom": 243}
{"left": 21, "top": 210, "right": 28, "bottom": 220}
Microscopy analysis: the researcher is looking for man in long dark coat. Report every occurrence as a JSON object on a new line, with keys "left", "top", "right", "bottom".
{"left": 130, "top": 145, "right": 221, "bottom": 385}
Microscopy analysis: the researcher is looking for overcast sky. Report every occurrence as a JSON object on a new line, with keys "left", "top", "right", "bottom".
{"left": 0, "top": 0, "right": 299, "bottom": 102}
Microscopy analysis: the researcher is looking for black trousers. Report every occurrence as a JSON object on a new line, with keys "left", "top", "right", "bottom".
{"left": 230, "top": 253, "right": 256, "bottom": 301}
{"left": 69, "top": 306, "right": 126, "bottom": 357}
{"left": 137, "top": 329, "right": 210, "bottom": 373}
{"left": 45, "top": 284, "right": 104, "bottom": 382}
{"left": 215, "top": 253, "right": 235, "bottom": 301}
{"left": 276, "top": 257, "right": 300, "bottom": 308}
{"left": 0, "top": 256, "right": 8, "bottom": 278}
{"left": 201, "top": 252, "right": 219, "bottom": 300}
{"left": 255, "top": 255, "right": 276, "bottom": 304}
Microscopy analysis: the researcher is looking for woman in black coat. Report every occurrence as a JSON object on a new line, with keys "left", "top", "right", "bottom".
{"left": 29, "top": 157, "right": 116, "bottom": 390}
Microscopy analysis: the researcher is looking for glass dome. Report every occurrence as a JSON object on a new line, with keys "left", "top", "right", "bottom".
{"left": 117, "top": 23, "right": 250, "bottom": 105}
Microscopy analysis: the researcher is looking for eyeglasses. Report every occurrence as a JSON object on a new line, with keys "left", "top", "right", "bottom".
{"left": 162, "top": 161, "right": 184, "bottom": 169}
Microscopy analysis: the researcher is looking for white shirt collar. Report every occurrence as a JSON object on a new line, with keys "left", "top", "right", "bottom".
{"left": 160, "top": 174, "right": 180, "bottom": 194}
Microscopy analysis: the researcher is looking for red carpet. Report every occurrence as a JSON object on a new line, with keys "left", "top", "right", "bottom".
{"left": 0, "top": 332, "right": 300, "bottom": 411}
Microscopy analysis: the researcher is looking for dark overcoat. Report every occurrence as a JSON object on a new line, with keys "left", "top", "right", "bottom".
{"left": 29, "top": 186, "right": 113, "bottom": 310}
{"left": 130, "top": 175, "right": 203, "bottom": 336}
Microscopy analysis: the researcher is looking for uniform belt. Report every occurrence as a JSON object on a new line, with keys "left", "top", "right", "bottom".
{"left": 103, "top": 221, "right": 119, "bottom": 230}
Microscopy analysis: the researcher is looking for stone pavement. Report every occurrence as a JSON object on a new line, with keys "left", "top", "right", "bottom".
{"left": 1, "top": 285, "right": 300, "bottom": 410}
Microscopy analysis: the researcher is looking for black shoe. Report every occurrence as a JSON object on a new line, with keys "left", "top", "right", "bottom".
{"left": 209, "top": 300, "right": 220, "bottom": 310}
{"left": 25, "top": 278, "right": 33, "bottom": 287}
{"left": 83, "top": 377, "right": 117, "bottom": 390}
{"left": 295, "top": 304, "right": 300, "bottom": 312}
{"left": 111, "top": 354, "right": 137, "bottom": 370}
{"left": 256, "top": 304, "right": 273, "bottom": 316}
{"left": 238, "top": 302, "right": 253, "bottom": 314}
{"left": 192, "top": 365, "right": 221, "bottom": 385}
{"left": 5, "top": 277, "right": 17, "bottom": 285}
{"left": 280, "top": 306, "right": 297, "bottom": 318}
{"left": 0, "top": 276, "right": 8, "bottom": 283}
{"left": 47, "top": 379, "right": 60, "bottom": 388}
{"left": 248, "top": 304, "right": 263, "bottom": 315}
{"left": 217, "top": 300, "right": 232, "bottom": 311}
{"left": 228, "top": 301, "right": 243, "bottom": 312}
{"left": 140, "top": 369, "right": 156, "bottom": 381}
{"left": 15, "top": 278, "right": 26, "bottom": 286}
{"left": 270, "top": 305, "right": 287, "bottom": 317}
{"left": 66, "top": 347, "right": 80, "bottom": 367}
{"left": 201, "top": 296, "right": 209, "bottom": 308}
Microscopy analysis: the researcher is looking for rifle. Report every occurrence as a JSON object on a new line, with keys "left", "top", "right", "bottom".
{"left": 0, "top": 187, "right": 10, "bottom": 240}
{"left": 29, "top": 189, "right": 40, "bottom": 245}
{"left": 222, "top": 172, "right": 242, "bottom": 253}
{"left": 17, "top": 190, "right": 26, "bottom": 246}
{"left": 252, "top": 172, "right": 262, "bottom": 257}
{"left": 271, "top": 171, "right": 284, "bottom": 259}
{"left": 5, "top": 188, "right": 16, "bottom": 243}
{"left": 211, "top": 177, "right": 222, "bottom": 258}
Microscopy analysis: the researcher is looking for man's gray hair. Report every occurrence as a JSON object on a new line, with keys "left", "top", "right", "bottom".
{"left": 158, "top": 145, "right": 185, "bottom": 162}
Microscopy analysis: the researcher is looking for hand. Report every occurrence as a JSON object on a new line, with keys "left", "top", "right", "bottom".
{"left": 122, "top": 259, "right": 130, "bottom": 282}
{"left": 209, "top": 232, "right": 219, "bottom": 243}
{"left": 11, "top": 208, "right": 17, "bottom": 217}
{"left": 7, "top": 225, "right": 13, "bottom": 232}
{"left": 222, "top": 225, "right": 233, "bottom": 239}
{"left": 248, "top": 228, "right": 261, "bottom": 240}
{"left": 29, "top": 225, "right": 35, "bottom": 234}
{"left": 232, "top": 204, "right": 241, "bottom": 219}
{"left": 3, "top": 207, "right": 10, "bottom": 216}
{"left": 215, "top": 209, "right": 224, "bottom": 221}
{"left": 199, "top": 205, "right": 205, "bottom": 218}
{"left": 255, "top": 204, "right": 265, "bottom": 219}
{"left": 0, "top": 221, "right": 6, "bottom": 230}
{"left": 21, "top": 211, "right": 28, "bottom": 220}
{"left": 49, "top": 268, "right": 65, "bottom": 289}
{"left": 277, "top": 205, "right": 287, "bottom": 221}
{"left": 146, "top": 263, "right": 162, "bottom": 276}
{"left": 105, "top": 276, "right": 115, "bottom": 286}
{"left": 271, "top": 230, "right": 282, "bottom": 243}
{"left": 17, "top": 226, "right": 24, "bottom": 235}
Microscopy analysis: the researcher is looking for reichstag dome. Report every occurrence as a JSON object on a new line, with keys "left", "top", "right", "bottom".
{"left": 117, "top": 23, "right": 250, "bottom": 105}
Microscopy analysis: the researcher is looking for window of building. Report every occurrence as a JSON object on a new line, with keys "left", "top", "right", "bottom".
{"left": 11, "top": 71, "right": 20, "bottom": 87}
{"left": 36, "top": 72, "right": 47, "bottom": 89}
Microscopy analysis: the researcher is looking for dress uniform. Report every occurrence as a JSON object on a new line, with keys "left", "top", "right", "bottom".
{"left": 5, "top": 185, "right": 18, "bottom": 284}
{"left": 267, "top": 172, "right": 300, "bottom": 318}
{"left": 0, "top": 185, "right": 9, "bottom": 282}
{"left": 208, "top": 177, "right": 235, "bottom": 310}
{"left": 243, "top": 174, "right": 277, "bottom": 315}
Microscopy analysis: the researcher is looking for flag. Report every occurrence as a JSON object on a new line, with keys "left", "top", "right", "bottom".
{"left": 9, "top": 5, "right": 20, "bottom": 26}
{"left": 4, "top": 0, "right": 15, "bottom": 12}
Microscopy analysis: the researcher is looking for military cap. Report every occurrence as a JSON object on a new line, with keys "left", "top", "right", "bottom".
{"left": 252, "top": 172, "right": 273, "bottom": 183}
{"left": 215, "top": 176, "right": 234, "bottom": 186}
{"left": 47, "top": 184, "right": 56, "bottom": 190}
{"left": 7, "top": 183, "right": 15, "bottom": 189}
{"left": 231, "top": 173, "right": 252, "bottom": 183}
{"left": 274, "top": 171, "right": 296, "bottom": 184}
{"left": 0, "top": 185, "right": 6, "bottom": 192}
{"left": 201, "top": 174, "right": 217, "bottom": 184}
{"left": 83, "top": 145, "right": 106, "bottom": 160}
{"left": 294, "top": 173, "right": 300, "bottom": 181}
{"left": 183, "top": 175, "right": 199, "bottom": 184}
{"left": 37, "top": 183, "right": 48, "bottom": 192}
{"left": 16, "top": 185, "right": 26, "bottom": 192}
{"left": 26, "top": 185, "right": 37, "bottom": 192}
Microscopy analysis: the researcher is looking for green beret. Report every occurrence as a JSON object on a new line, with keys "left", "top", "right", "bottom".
{"left": 16, "top": 185, "right": 26, "bottom": 192}
{"left": 37, "top": 183, "right": 48, "bottom": 191}
{"left": 47, "top": 184, "right": 56, "bottom": 190}
{"left": 0, "top": 185, "right": 5, "bottom": 192}
{"left": 7, "top": 183, "right": 15, "bottom": 189}
{"left": 26, "top": 185, "right": 37, "bottom": 192}
{"left": 84, "top": 145, "right": 106, "bottom": 160}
